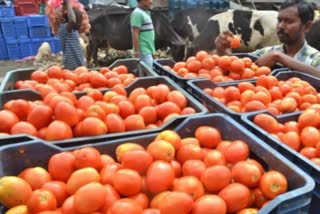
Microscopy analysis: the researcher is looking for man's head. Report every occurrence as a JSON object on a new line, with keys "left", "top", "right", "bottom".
{"left": 277, "top": 0, "right": 314, "bottom": 44}
{"left": 137, "top": 0, "right": 153, "bottom": 10}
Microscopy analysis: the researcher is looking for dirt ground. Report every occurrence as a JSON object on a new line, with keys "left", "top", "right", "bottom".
{"left": 0, "top": 60, "right": 35, "bottom": 81}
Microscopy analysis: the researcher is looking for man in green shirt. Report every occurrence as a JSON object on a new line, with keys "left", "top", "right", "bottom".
{"left": 130, "top": 0, "right": 155, "bottom": 68}
{"left": 215, "top": 0, "right": 320, "bottom": 76}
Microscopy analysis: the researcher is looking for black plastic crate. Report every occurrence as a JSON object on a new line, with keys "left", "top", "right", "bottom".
{"left": 0, "top": 58, "right": 159, "bottom": 94}
{"left": 0, "top": 77, "right": 207, "bottom": 147}
{"left": 0, "top": 113, "right": 314, "bottom": 213}
{"left": 153, "top": 53, "right": 287, "bottom": 89}
{"left": 186, "top": 70, "right": 320, "bottom": 120}
{"left": 242, "top": 111, "right": 320, "bottom": 213}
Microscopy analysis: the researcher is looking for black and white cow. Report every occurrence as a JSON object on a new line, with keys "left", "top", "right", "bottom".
{"left": 87, "top": 6, "right": 186, "bottom": 65}
{"left": 177, "top": 9, "right": 320, "bottom": 60}
{"left": 170, "top": 8, "right": 226, "bottom": 42}
{"left": 184, "top": 9, "right": 280, "bottom": 60}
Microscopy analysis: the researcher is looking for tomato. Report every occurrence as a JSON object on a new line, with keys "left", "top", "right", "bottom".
{"left": 0, "top": 176, "right": 32, "bottom": 208}
{"left": 146, "top": 160, "right": 175, "bottom": 194}
{"left": 172, "top": 176, "right": 204, "bottom": 200}
{"left": 73, "top": 147, "right": 103, "bottom": 171}
{"left": 231, "top": 160, "right": 262, "bottom": 188}
{"left": 259, "top": 170, "right": 288, "bottom": 199}
{"left": 158, "top": 191, "right": 193, "bottom": 214}
{"left": 192, "top": 195, "right": 227, "bottom": 214}
{"left": 218, "top": 183, "right": 251, "bottom": 213}
{"left": 100, "top": 184, "right": 120, "bottom": 213}
{"left": 108, "top": 198, "right": 143, "bottom": 214}
{"left": 73, "top": 182, "right": 106, "bottom": 213}
{"left": 121, "top": 150, "right": 153, "bottom": 175}
{"left": 18, "top": 167, "right": 51, "bottom": 190}
{"left": 66, "top": 167, "right": 100, "bottom": 195}
{"left": 42, "top": 181, "right": 68, "bottom": 207}
{"left": 113, "top": 169, "right": 142, "bottom": 196}
{"left": 27, "top": 189, "right": 57, "bottom": 213}
{"left": 48, "top": 151, "right": 76, "bottom": 182}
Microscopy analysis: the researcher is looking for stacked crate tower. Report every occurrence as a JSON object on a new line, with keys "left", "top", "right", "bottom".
{"left": 0, "top": 1, "right": 60, "bottom": 60}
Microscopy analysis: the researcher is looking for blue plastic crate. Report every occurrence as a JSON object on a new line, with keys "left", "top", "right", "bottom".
{"left": 242, "top": 111, "right": 320, "bottom": 213}
{"left": 6, "top": 39, "right": 20, "bottom": 59}
{"left": 0, "top": 113, "right": 315, "bottom": 213}
{"left": 19, "top": 38, "right": 32, "bottom": 58}
{"left": 26, "top": 14, "right": 49, "bottom": 27}
{"left": 0, "top": 17, "right": 15, "bottom": 38}
{"left": 186, "top": 70, "right": 320, "bottom": 120}
{"left": 52, "top": 36, "right": 60, "bottom": 53}
{"left": 13, "top": 16, "right": 28, "bottom": 38}
{"left": 28, "top": 26, "right": 51, "bottom": 38}
{"left": 0, "top": 39, "right": 8, "bottom": 59}
{"left": 0, "top": 23, "right": 2, "bottom": 38}
{"left": 30, "top": 37, "right": 44, "bottom": 55}
{"left": 0, "top": 6, "right": 15, "bottom": 17}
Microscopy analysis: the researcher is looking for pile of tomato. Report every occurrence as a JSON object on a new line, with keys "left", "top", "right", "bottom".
{"left": 163, "top": 51, "right": 271, "bottom": 82}
{"left": 0, "top": 127, "right": 289, "bottom": 214}
{"left": 253, "top": 105, "right": 320, "bottom": 166}
{"left": 203, "top": 74, "right": 320, "bottom": 115}
{"left": 14, "top": 65, "right": 138, "bottom": 95}
{"left": 0, "top": 79, "right": 198, "bottom": 140}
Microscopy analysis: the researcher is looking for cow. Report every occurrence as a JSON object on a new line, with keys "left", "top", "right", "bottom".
{"left": 183, "top": 10, "right": 280, "bottom": 60}
{"left": 87, "top": 6, "right": 186, "bottom": 65}
{"left": 176, "top": 9, "right": 320, "bottom": 61}
{"left": 170, "top": 8, "right": 226, "bottom": 42}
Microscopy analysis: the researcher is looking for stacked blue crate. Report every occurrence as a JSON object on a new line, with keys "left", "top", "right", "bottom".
{"left": 27, "top": 15, "right": 54, "bottom": 55}
{"left": 20, "top": 38, "right": 32, "bottom": 58}
{"left": 0, "top": 17, "right": 15, "bottom": 39}
{"left": 14, "top": 16, "right": 29, "bottom": 38}
{"left": 52, "top": 36, "right": 61, "bottom": 53}
{"left": 0, "top": 39, "right": 8, "bottom": 59}
{"left": 6, "top": 39, "right": 20, "bottom": 59}
{"left": 0, "top": 5, "right": 15, "bottom": 17}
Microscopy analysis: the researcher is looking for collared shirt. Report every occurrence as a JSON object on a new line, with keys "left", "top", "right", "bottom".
{"left": 251, "top": 41, "right": 320, "bottom": 69}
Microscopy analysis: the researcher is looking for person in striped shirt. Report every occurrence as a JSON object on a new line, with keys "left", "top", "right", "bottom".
{"left": 59, "top": 0, "right": 86, "bottom": 70}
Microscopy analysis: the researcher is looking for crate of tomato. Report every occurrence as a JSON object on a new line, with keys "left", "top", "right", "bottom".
{"left": 0, "top": 59, "right": 159, "bottom": 95}
{"left": 242, "top": 108, "right": 320, "bottom": 213}
{"left": 0, "top": 76, "right": 207, "bottom": 147}
{"left": 186, "top": 70, "right": 320, "bottom": 120}
{"left": 153, "top": 52, "right": 287, "bottom": 90}
{"left": 0, "top": 113, "right": 314, "bottom": 213}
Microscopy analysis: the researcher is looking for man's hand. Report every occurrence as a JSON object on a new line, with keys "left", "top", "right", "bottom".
{"left": 255, "top": 51, "right": 282, "bottom": 68}
{"left": 215, "top": 31, "right": 234, "bottom": 55}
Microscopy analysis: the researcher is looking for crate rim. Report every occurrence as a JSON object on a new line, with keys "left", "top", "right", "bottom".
{"left": 0, "top": 112, "right": 315, "bottom": 214}
{"left": 241, "top": 110, "right": 320, "bottom": 171}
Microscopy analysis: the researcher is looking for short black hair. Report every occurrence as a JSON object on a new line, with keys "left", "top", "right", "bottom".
{"left": 280, "top": 0, "right": 314, "bottom": 24}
